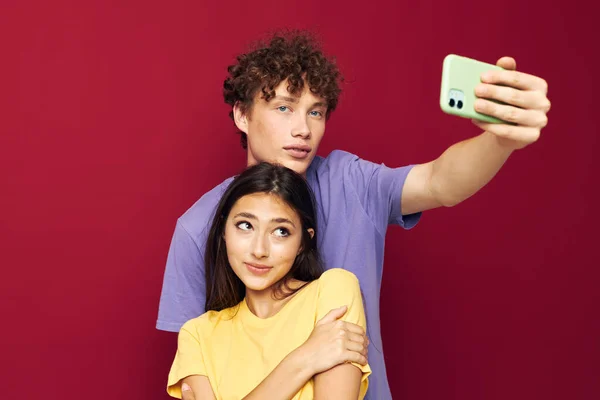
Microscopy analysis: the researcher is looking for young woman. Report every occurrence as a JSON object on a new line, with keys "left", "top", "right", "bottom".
{"left": 167, "top": 162, "right": 371, "bottom": 399}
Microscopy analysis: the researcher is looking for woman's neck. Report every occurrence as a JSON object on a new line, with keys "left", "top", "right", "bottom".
{"left": 245, "top": 279, "right": 305, "bottom": 319}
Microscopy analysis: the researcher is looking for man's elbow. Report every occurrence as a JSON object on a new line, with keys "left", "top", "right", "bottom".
{"left": 438, "top": 195, "right": 464, "bottom": 208}
{"left": 429, "top": 180, "right": 465, "bottom": 208}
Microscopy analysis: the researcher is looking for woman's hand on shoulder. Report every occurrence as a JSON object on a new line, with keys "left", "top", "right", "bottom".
{"left": 294, "top": 305, "right": 369, "bottom": 376}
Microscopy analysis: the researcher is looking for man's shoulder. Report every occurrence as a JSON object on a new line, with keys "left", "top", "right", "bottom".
{"left": 178, "top": 176, "right": 235, "bottom": 238}
{"left": 315, "top": 149, "right": 360, "bottom": 168}
{"left": 310, "top": 149, "right": 362, "bottom": 179}
{"left": 314, "top": 148, "right": 413, "bottom": 181}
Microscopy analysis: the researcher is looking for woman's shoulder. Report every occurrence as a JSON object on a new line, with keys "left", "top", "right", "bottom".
{"left": 180, "top": 305, "right": 240, "bottom": 335}
{"left": 320, "top": 268, "right": 359, "bottom": 281}
{"left": 314, "top": 269, "right": 366, "bottom": 322}
{"left": 318, "top": 268, "right": 361, "bottom": 290}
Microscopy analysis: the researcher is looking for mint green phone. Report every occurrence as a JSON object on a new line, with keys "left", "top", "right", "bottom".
{"left": 440, "top": 54, "right": 504, "bottom": 123}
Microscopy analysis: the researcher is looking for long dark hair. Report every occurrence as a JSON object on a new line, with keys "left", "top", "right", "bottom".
{"left": 204, "top": 162, "right": 323, "bottom": 312}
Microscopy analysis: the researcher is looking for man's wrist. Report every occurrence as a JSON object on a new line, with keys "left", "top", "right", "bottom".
{"left": 483, "top": 130, "right": 519, "bottom": 153}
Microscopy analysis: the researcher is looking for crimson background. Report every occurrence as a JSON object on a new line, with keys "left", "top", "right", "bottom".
{"left": 1, "top": 1, "right": 598, "bottom": 399}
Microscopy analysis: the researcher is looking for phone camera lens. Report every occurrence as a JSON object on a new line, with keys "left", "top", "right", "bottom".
{"left": 449, "top": 99, "right": 455, "bottom": 107}
{"left": 457, "top": 100, "right": 463, "bottom": 109}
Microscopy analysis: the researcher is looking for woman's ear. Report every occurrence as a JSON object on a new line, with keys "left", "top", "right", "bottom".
{"left": 297, "top": 229, "right": 315, "bottom": 255}
{"left": 233, "top": 102, "right": 248, "bottom": 134}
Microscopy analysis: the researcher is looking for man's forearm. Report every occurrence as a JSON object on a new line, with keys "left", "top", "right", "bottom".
{"left": 242, "top": 349, "right": 314, "bottom": 400}
{"left": 430, "top": 131, "right": 514, "bottom": 207}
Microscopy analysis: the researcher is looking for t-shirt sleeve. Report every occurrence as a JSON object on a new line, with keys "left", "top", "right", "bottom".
{"left": 166, "top": 320, "right": 208, "bottom": 398}
{"left": 156, "top": 220, "right": 207, "bottom": 332}
{"left": 343, "top": 152, "right": 421, "bottom": 233}
{"left": 315, "top": 269, "right": 372, "bottom": 393}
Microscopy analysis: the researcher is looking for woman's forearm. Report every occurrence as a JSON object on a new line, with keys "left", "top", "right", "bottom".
{"left": 242, "top": 349, "right": 314, "bottom": 400}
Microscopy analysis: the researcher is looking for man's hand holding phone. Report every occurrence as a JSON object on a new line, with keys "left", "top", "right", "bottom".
{"left": 473, "top": 56, "right": 551, "bottom": 150}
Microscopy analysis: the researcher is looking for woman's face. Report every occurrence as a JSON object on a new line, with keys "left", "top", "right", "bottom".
{"left": 224, "top": 192, "right": 311, "bottom": 294}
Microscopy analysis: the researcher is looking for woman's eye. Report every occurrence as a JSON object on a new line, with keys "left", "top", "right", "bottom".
{"left": 278, "top": 106, "right": 289, "bottom": 112}
{"left": 274, "top": 228, "right": 290, "bottom": 237}
{"left": 236, "top": 221, "right": 252, "bottom": 231}
{"left": 309, "top": 110, "right": 323, "bottom": 117}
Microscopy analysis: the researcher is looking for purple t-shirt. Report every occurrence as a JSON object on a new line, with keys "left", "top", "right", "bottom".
{"left": 157, "top": 150, "right": 421, "bottom": 400}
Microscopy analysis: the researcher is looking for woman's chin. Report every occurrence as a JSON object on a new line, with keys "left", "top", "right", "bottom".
{"left": 241, "top": 276, "right": 273, "bottom": 292}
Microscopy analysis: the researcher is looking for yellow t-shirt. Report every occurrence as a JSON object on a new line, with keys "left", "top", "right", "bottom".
{"left": 167, "top": 268, "right": 371, "bottom": 399}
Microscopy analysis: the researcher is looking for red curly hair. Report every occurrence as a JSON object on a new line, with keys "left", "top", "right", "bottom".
{"left": 223, "top": 30, "right": 343, "bottom": 149}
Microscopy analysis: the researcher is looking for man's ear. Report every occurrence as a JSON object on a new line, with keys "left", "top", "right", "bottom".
{"left": 233, "top": 102, "right": 248, "bottom": 134}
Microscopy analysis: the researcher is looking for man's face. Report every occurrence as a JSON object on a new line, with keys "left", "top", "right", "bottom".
{"left": 234, "top": 80, "right": 328, "bottom": 176}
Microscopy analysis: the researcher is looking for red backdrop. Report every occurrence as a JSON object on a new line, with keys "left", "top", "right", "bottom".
{"left": 1, "top": 1, "right": 598, "bottom": 399}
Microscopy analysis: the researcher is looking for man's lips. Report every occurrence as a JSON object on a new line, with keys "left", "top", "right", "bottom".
{"left": 283, "top": 144, "right": 311, "bottom": 152}
{"left": 283, "top": 144, "right": 311, "bottom": 159}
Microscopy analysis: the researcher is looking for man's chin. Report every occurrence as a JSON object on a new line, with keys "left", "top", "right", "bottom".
{"left": 279, "top": 156, "right": 312, "bottom": 176}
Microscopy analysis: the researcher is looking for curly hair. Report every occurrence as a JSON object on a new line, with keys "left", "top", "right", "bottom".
{"left": 223, "top": 30, "right": 343, "bottom": 149}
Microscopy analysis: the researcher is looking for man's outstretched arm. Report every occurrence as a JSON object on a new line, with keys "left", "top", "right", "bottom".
{"left": 401, "top": 56, "right": 550, "bottom": 215}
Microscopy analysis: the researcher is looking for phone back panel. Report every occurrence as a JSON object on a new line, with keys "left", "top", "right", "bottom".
{"left": 440, "top": 54, "right": 504, "bottom": 123}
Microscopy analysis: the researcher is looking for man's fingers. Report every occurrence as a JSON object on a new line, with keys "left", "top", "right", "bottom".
{"left": 472, "top": 119, "right": 541, "bottom": 144}
{"left": 496, "top": 56, "right": 516, "bottom": 70}
{"left": 474, "top": 99, "right": 548, "bottom": 128}
{"left": 474, "top": 84, "right": 548, "bottom": 110}
{"left": 181, "top": 383, "right": 195, "bottom": 400}
{"left": 316, "top": 305, "right": 347, "bottom": 326}
{"left": 481, "top": 69, "right": 548, "bottom": 93}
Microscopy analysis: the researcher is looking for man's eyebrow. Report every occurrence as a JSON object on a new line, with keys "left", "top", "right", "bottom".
{"left": 273, "top": 95, "right": 327, "bottom": 109}
{"left": 273, "top": 95, "right": 299, "bottom": 103}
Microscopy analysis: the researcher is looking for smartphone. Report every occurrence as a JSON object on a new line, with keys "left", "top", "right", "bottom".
{"left": 440, "top": 54, "right": 505, "bottom": 123}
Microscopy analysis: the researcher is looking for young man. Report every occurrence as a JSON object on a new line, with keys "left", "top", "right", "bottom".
{"left": 157, "top": 32, "right": 550, "bottom": 399}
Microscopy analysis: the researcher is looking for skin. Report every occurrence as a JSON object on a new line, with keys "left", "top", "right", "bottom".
{"left": 224, "top": 192, "right": 312, "bottom": 318}
{"left": 234, "top": 57, "right": 551, "bottom": 216}
{"left": 181, "top": 193, "right": 365, "bottom": 399}
{"left": 180, "top": 56, "right": 551, "bottom": 399}
{"left": 234, "top": 84, "right": 326, "bottom": 177}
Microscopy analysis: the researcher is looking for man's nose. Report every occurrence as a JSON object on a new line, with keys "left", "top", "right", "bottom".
{"left": 291, "top": 115, "right": 311, "bottom": 139}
